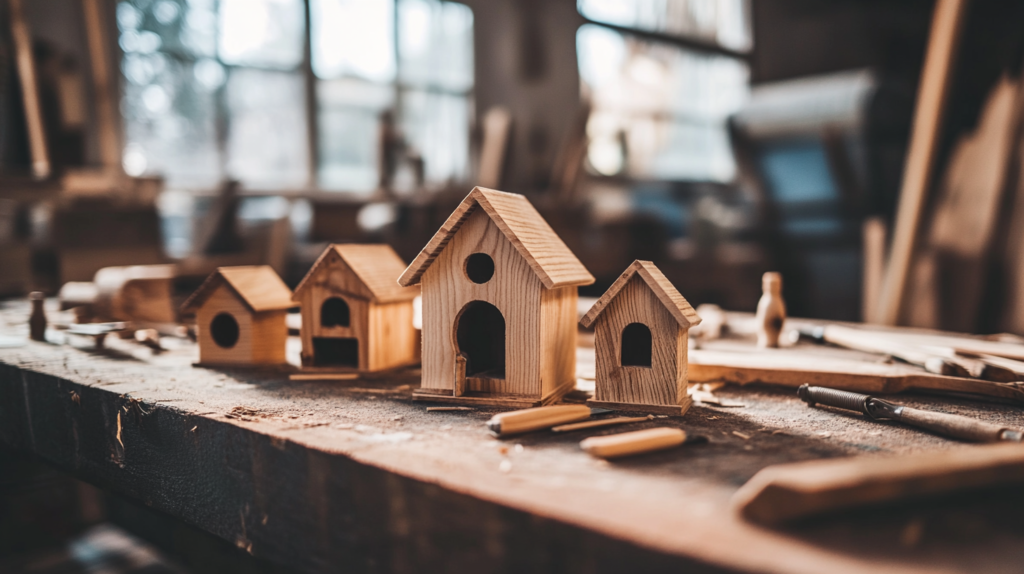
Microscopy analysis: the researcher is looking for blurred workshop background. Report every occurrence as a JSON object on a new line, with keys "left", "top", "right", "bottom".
{"left": 6, "top": 1, "right": 1024, "bottom": 572}
{"left": 3, "top": 0, "right": 1024, "bottom": 334}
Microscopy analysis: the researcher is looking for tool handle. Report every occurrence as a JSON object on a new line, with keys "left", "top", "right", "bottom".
{"left": 898, "top": 407, "right": 1009, "bottom": 442}
{"left": 486, "top": 404, "right": 591, "bottom": 436}
{"left": 797, "top": 385, "right": 870, "bottom": 415}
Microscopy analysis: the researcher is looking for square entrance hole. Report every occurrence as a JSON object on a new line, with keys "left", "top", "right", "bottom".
{"left": 313, "top": 337, "right": 359, "bottom": 367}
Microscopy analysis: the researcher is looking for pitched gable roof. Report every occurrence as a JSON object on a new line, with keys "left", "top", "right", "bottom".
{"left": 181, "top": 266, "right": 294, "bottom": 314}
{"left": 580, "top": 260, "right": 701, "bottom": 329}
{"left": 398, "top": 187, "right": 594, "bottom": 289}
{"left": 292, "top": 244, "right": 418, "bottom": 303}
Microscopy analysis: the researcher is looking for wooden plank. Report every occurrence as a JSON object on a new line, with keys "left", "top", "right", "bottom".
{"left": 8, "top": 0, "right": 50, "bottom": 179}
{"left": 877, "top": 0, "right": 969, "bottom": 325}
{"left": 688, "top": 349, "right": 1024, "bottom": 404}
{"left": 733, "top": 443, "right": 1024, "bottom": 525}
{"left": 909, "top": 75, "right": 1024, "bottom": 331}
{"left": 82, "top": 0, "right": 121, "bottom": 172}
{"left": 861, "top": 217, "right": 887, "bottom": 324}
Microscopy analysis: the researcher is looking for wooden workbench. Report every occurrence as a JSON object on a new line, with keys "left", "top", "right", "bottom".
{"left": 2, "top": 300, "right": 1023, "bottom": 574}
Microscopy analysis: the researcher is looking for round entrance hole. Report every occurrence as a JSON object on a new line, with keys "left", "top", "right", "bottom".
{"left": 465, "top": 253, "right": 495, "bottom": 284}
{"left": 210, "top": 313, "right": 240, "bottom": 349}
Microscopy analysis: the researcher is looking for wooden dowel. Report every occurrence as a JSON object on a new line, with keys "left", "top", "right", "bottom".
{"left": 580, "top": 428, "right": 686, "bottom": 459}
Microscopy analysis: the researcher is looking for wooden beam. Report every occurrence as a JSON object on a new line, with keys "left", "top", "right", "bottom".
{"left": 8, "top": 0, "right": 51, "bottom": 179}
{"left": 877, "top": 0, "right": 969, "bottom": 325}
{"left": 82, "top": 0, "right": 121, "bottom": 172}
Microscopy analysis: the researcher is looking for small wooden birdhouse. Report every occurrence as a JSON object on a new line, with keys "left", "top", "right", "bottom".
{"left": 292, "top": 244, "right": 419, "bottom": 371}
{"left": 181, "top": 266, "right": 293, "bottom": 366}
{"left": 580, "top": 261, "right": 701, "bottom": 415}
{"left": 398, "top": 187, "right": 594, "bottom": 408}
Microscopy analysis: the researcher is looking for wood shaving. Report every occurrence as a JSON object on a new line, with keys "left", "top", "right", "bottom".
{"left": 732, "top": 431, "right": 751, "bottom": 440}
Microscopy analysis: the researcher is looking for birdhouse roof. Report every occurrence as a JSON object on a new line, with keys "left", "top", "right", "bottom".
{"left": 580, "top": 260, "right": 701, "bottom": 329}
{"left": 398, "top": 187, "right": 594, "bottom": 289}
{"left": 292, "top": 244, "right": 419, "bottom": 303}
{"left": 181, "top": 266, "right": 294, "bottom": 314}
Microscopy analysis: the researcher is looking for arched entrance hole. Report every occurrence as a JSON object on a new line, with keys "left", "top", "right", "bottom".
{"left": 621, "top": 322, "right": 652, "bottom": 367}
{"left": 321, "top": 297, "right": 350, "bottom": 327}
{"left": 455, "top": 301, "right": 505, "bottom": 378}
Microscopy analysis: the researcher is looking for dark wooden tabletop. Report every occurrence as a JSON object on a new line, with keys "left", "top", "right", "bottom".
{"left": 2, "top": 300, "right": 1023, "bottom": 574}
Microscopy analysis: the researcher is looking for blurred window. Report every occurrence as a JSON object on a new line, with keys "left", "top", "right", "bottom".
{"left": 576, "top": 0, "right": 751, "bottom": 182}
{"left": 117, "top": 0, "right": 473, "bottom": 193}
{"left": 313, "top": 0, "right": 474, "bottom": 192}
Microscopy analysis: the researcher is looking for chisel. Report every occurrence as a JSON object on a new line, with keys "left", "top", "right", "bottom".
{"left": 798, "top": 384, "right": 1024, "bottom": 442}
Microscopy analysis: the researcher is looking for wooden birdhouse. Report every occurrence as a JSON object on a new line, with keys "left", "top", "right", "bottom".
{"left": 398, "top": 187, "right": 594, "bottom": 408}
{"left": 580, "top": 261, "right": 702, "bottom": 415}
{"left": 181, "top": 266, "right": 293, "bottom": 366}
{"left": 292, "top": 244, "right": 419, "bottom": 371}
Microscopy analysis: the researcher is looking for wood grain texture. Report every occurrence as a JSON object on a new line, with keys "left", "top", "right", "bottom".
{"left": 292, "top": 244, "right": 418, "bottom": 303}
{"left": 297, "top": 289, "right": 368, "bottom": 368}
{"left": 733, "top": 443, "right": 1024, "bottom": 525}
{"left": 588, "top": 274, "right": 690, "bottom": 413}
{"left": 294, "top": 245, "right": 418, "bottom": 371}
{"left": 399, "top": 187, "right": 594, "bottom": 289}
{"left": 580, "top": 260, "right": 700, "bottom": 329}
{"left": 8, "top": 306, "right": 1024, "bottom": 574}
{"left": 367, "top": 301, "right": 418, "bottom": 371}
{"left": 195, "top": 284, "right": 286, "bottom": 365}
{"left": 540, "top": 285, "right": 578, "bottom": 400}
{"left": 182, "top": 266, "right": 294, "bottom": 315}
{"left": 877, "top": 0, "right": 968, "bottom": 325}
{"left": 417, "top": 208, "right": 544, "bottom": 396}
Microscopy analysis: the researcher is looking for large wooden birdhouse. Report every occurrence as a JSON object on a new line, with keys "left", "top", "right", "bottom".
{"left": 580, "top": 261, "right": 701, "bottom": 415}
{"left": 398, "top": 187, "right": 594, "bottom": 408}
{"left": 181, "top": 266, "right": 293, "bottom": 366}
{"left": 292, "top": 244, "right": 419, "bottom": 371}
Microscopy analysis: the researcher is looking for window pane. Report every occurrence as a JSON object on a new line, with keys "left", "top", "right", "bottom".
{"left": 578, "top": 0, "right": 752, "bottom": 52}
{"left": 317, "top": 108, "right": 380, "bottom": 192}
{"left": 224, "top": 69, "right": 309, "bottom": 188}
{"left": 311, "top": 0, "right": 396, "bottom": 82}
{"left": 121, "top": 57, "right": 221, "bottom": 187}
{"left": 577, "top": 24, "right": 747, "bottom": 181}
{"left": 398, "top": 0, "right": 474, "bottom": 91}
{"left": 401, "top": 90, "right": 471, "bottom": 185}
{"left": 218, "top": 0, "right": 305, "bottom": 69}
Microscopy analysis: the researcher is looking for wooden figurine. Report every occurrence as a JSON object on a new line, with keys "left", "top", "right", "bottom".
{"left": 756, "top": 272, "right": 786, "bottom": 348}
{"left": 29, "top": 291, "right": 46, "bottom": 341}
{"left": 580, "top": 260, "right": 702, "bottom": 416}
{"left": 292, "top": 244, "right": 419, "bottom": 371}
{"left": 398, "top": 187, "right": 594, "bottom": 408}
{"left": 181, "top": 266, "right": 293, "bottom": 366}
